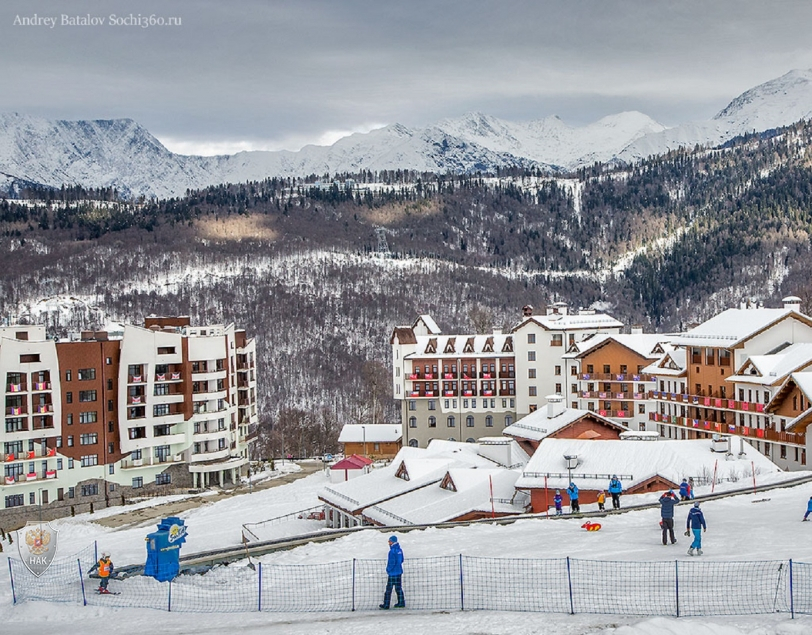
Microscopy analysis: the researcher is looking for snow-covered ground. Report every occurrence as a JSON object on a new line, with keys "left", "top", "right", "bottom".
{"left": 5, "top": 467, "right": 812, "bottom": 634}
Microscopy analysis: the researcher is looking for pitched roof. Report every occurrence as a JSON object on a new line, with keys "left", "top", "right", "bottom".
{"left": 731, "top": 343, "right": 812, "bottom": 386}
{"left": 514, "top": 438, "right": 779, "bottom": 491}
{"left": 338, "top": 424, "right": 402, "bottom": 444}
{"left": 573, "top": 333, "right": 677, "bottom": 360}
{"left": 330, "top": 454, "right": 374, "bottom": 470}
{"left": 671, "top": 308, "right": 811, "bottom": 348}
{"left": 390, "top": 327, "right": 417, "bottom": 345}
{"left": 502, "top": 403, "right": 625, "bottom": 442}
{"left": 512, "top": 312, "right": 623, "bottom": 333}
{"left": 362, "top": 468, "right": 526, "bottom": 526}
{"left": 406, "top": 333, "right": 515, "bottom": 359}
{"left": 643, "top": 349, "right": 687, "bottom": 377}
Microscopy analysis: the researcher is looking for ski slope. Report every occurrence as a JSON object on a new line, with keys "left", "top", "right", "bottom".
{"left": 4, "top": 467, "right": 812, "bottom": 634}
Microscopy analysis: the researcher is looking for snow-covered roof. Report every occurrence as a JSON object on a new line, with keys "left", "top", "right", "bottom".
{"left": 515, "top": 438, "right": 779, "bottom": 491}
{"left": 502, "top": 403, "right": 624, "bottom": 442}
{"left": 405, "top": 333, "right": 514, "bottom": 358}
{"left": 330, "top": 454, "right": 373, "bottom": 470}
{"left": 573, "top": 333, "right": 676, "bottom": 360}
{"left": 643, "top": 349, "right": 687, "bottom": 377}
{"left": 513, "top": 312, "right": 623, "bottom": 332}
{"left": 730, "top": 343, "right": 812, "bottom": 386}
{"left": 319, "top": 441, "right": 497, "bottom": 513}
{"left": 362, "top": 468, "right": 525, "bottom": 526}
{"left": 671, "top": 308, "right": 798, "bottom": 348}
{"left": 338, "top": 424, "right": 402, "bottom": 444}
{"left": 414, "top": 315, "right": 441, "bottom": 334}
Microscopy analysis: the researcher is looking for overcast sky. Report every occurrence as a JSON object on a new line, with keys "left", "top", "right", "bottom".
{"left": 3, "top": 0, "right": 812, "bottom": 155}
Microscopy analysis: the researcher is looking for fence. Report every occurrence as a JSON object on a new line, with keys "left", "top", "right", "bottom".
{"left": 8, "top": 547, "right": 812, "bottom": 618}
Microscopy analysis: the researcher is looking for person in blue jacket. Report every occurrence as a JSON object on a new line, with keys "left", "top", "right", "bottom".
{"left": 608, "top": 475, "right": 623, "bottom": 509}
{"left": 678, "top": 479, "right": 690, "bottom": 501}
{"left": 659, "top": 490, "right": 679, "bottom": 545}
{"left": 553, "top": 490, "right": 563, "bottom": 515}
{"left": 380, "top": 535, "right": 405, "bottom": 609}
{"left": 804, "top": 495, "right": 812, "bottom": 521}
{"left": 686, "top": 502, "right": 707, "bottom": 555}
{"left": 567, "top": 482, "right": 580, "bottom": 513}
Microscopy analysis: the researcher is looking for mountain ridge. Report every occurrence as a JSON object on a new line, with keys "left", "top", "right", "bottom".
{"left": 1, "top": 69, "right": 811, "bottom": 199}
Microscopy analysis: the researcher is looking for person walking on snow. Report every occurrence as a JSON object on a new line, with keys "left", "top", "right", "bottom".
{"left": 804, "top": 495, "right": 812, "bottom": 521}
{"left": 608, "top": 475, "right": 622, "bottom": 509}
{"left": 688, "top": 477, "right": 695, "bottom": 499}
{"left": 679, "top": 479, "right": 690, "bottom": 501}
{"left": 89, "top": 552, "right": 114, "bottom": 593}
{"left": 554, "top": 490, "right": 563, "bottom": 516}
{"left": 596, "top": 490, "right": 606, "bottom": 512}
{"left": 659, "top": 490, "right": 679, "bottom": 545}
{"left": 686, "top": 502, "right": 707, "bottom": 555}
{"left": 567, "top": 482, "right": 580, "bottom": 514}
{"left": 380, "top": 536, "right": 405, "bottom": 609}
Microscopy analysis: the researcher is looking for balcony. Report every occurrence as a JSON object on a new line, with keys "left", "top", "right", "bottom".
{"left": 31, "top": 382, "right": 52, "bottom": 392}
{"left": 155, "top": 372, "right": 183, "bottom": 382}
{"left": 590, "top": 407, "right": 634, "bottom": 419}
{"left": 120, "top": 455, "right": 183, "bottom": 470}
{"left": 128, "top": 374, "right": 146, "bottom": 384}
{"left": 6, "top": 383, "right": 26, "bottom": 393}
{"left": 649, "top": 391, "right": 766, "bottom": 413}
{"left": 189, "top": 447, "right": 230, "bottom": 463}
{"left": 580, "top": 391, "right": 647, "bottom": 400}
{"left": 649, "top": 412, "right": 805, "bottom": 445}
{"left": 5, "top": 406, "right": 26, "bottom": 416}
{"left": 580, "top": 373, "right": 657, "bottom": 382}
{"left": 1, "top": 447, "right": 56, "bottom": 462}
{"left": 34, "top": 404, "right": 54, "bottom": 414}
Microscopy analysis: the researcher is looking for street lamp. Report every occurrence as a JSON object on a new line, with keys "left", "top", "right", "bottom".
{"left": 362, "top": 425, "right": 367, "bottom": 457}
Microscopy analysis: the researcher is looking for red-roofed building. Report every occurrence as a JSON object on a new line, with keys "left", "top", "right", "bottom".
{"left": 330, "top": 454, "right": 373, "bottom": 483}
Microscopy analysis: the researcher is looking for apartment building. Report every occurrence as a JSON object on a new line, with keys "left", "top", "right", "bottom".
{"left": 648, "top": 297, "right": 812, "bottom": 470}
{"left": 391, "top": 305, "right": 623, "bottom": 448}
{"left": 567, "top": 332, "right": 676, "bottom": 432}
{"left": 1, "top": 318, "right": 258, "bottom": 524}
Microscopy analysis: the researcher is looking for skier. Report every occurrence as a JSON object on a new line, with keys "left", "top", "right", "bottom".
{"left": 686, "top": 502, "right": 707, "bottom": 555}
{"left": 608, "top": 475, "right": 622, "bottom": 509}
{"left": 380, "top": 536, "right": 405, "bottom": 609}
{"left": 596, "top": 490, "right": 606, "bottom": 512}
{"left": 567, "top": 482, "right": 580, "bottom": 514}
{"left": 678, "top": 479, "right": 690, "bottom": 501}
{"left": 688, "top": 477, "right": 695, "bottom": 499}
{"left": 89, "top": 552, "right": 114, "bottom": 593}
{"left": 553, "top": 490, "right": 563, "bottom": 516}
{"left": 659, "top": 490, "right": 679, "bottom": 545}
{"left": 804, "top": 495, "right": 812, "bottom": 521}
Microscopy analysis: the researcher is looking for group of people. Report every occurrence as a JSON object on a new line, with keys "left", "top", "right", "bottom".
{"left": 553, "top": 475, "right": 624, "bottom": 515}
{"left": 659, "top": 490, "right": 707, "bottom": 555}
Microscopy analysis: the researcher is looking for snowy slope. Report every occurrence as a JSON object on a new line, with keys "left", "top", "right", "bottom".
{"left": 2, "top": 69, "right": 812, "bottom": 199}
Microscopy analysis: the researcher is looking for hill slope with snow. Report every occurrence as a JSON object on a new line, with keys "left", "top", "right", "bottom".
{"left": 1, "top": 69, "right": 812, "bottom": 199}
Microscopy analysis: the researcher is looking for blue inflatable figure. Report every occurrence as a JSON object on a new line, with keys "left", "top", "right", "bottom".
{"left": 144, "top": 517, "right": 188, "bottom": 581}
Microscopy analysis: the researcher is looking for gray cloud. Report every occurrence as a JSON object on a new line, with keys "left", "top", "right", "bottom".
{"left": 3, "top": 0, "right": 812, "bottom": 154}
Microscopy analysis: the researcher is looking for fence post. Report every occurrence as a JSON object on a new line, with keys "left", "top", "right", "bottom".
{"left": 566, "top": 557, "right": 575, "bottom": 615}
{"left": 78, "top": 559, "right": 87, "bottom": 606}
{"left": 674, "top": 560, "right": 679, "bottom": 618}
{"left": 8, "top": 558, "right": 16, "bottom": 605}
{"left": 258, "top": 562, "right": 262, "bottom": 612}
{"left": 94, "top": 540, "right": 98, "bottom": 563}
{"left": 790, "top": 559, "right": 794, "bottom": 619}
{"left": 168, "top": 579, "right": 172, "bottom": 612}
{"left": 351, "top": 558, "right": 356, "bottom": 612}
{"left": 459, "top": 554, "right": 464, "bottom": 611}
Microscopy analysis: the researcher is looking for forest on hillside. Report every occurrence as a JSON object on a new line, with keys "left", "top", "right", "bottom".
{"left": 2, "top": 121, "right": 812, "bottom": 456}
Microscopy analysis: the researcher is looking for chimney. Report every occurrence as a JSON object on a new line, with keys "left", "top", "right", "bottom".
{"left": 493, "top": 328, "right": 502, "bottom": 335}
{"left": 783, "top": 296, "right": 802, "bottom": 312}
{"left": 631, "top": 325, "right": 643, "bottom": 335}
{"left": 522, "top": 305, "right": 534, "bottom": 318}
{"left": 546, "top": 394, "right": 565, "bottom": 418}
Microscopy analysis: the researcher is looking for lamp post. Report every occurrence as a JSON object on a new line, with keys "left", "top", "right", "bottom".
{"left": 362, "top": 425, "right": 367, "bottom": 457}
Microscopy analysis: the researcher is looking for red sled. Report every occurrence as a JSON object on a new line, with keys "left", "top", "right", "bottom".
{"left": 581, "top": 521, "right": 602, "bottom": 531}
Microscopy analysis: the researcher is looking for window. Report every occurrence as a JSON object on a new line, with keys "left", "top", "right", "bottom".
{"left": 428, "top": 400, "right": 436, "bottom": 411}
{"left": 107, "top": 379, "right": 113, "bottom": 390}
{"left": 56, "top": 459, "right": 63, "bottom": 470}
{"left": 79, "top": 411, "right": 97, "bottom": 424}
{"left": 79, "top": 433, "right": 98, "bottom": 445}
{"left": 485, "top": 415, "right": 493, "bottom": 427}
{"left": 79, "top": 390, "right": 97, "bottom": 402}
{"left": 20, "top": 354, "right": 40, "bottom": 363}
{"left": 527, "top": 333, "right": 536, "bottom": 344}
{"left": 156, "top": 473, "right": 171, "bottom": 485}
{"left": 466, "top": 415, "right": 474, "bottom": 427}
{"left": 106, "top": 357, "right": 113, "bottom": 365}
{"left": 30, "top": 492, "right": 36, "bottom": 505}
{"left": 505, "top": 415, "right": 513, "bottom": 426}
{"left": 109, "top": 464, "right": 115, "bottom": 475}
{"left": 428, "top": 416, "right": 436, "bottom": 428}
{"left": 108, "top": 400, "right": 114, "bottom": 412}
{"left": 555, "top": 384, "right": 562, "bottom": 393}
{"left": 408, "top": 400, "right": 416, "bottom": 411}
{"left": 67, "top": 435, "right": 74, "bottom": 447}
{"left": 81, "top": 484, "right": 98, "bottom": 497}
{"left": 527, "top": 351, "right": 536, "bottom": 362}
{"left": 529, "top": 386, "right": 537, "bottom": 397}
{"left": 409, "top": 417, "right": 417, "bottom": 428}
{"left": 66, "top": 392, "right": 73, "bottom": 403}
{"left": 603, "top": 365, "right": 611, "bottom": 374}
{"left": 555, "top": 365, "right": 561, "bottom": 375}
{"left": 5, "top": 494, "right": 25, "bottom": 508}
{"left": 68, "top": 458, "right": 74, "bottom": 469}
{"left": 153, "top": 404, "right": 171, "bottom": 417}
{"left": 551, "top": 334, "right": 563, "bottom": 347}
{"left": 78, "top": 368, "right": 96, "bottom": 381}
{"left": 528, "top": 368, "right": 536, "bottom": 379}
{"left": 408, "top": 439, "right": 418, "bottom": 447}
{"left": 447, "top": 416, "right": 456, "bottom": 428}
{"left": 80, "top": 454, "right": 98, "bottom": 467}
{"left": 639, "top": 404, "right": 646, "bottom": 414}
{"left": 571, "top": 366, "right": 578, "bottom": 376}
{"left": 157, "top": 347, "right": 176, "bottom": 355}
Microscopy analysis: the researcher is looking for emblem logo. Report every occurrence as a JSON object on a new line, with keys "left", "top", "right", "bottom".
{"left": 17, "top": 521, "right": 59, "bottom": 577}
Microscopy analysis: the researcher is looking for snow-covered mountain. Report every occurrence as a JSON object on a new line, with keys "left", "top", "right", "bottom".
{"left": 1, "top": 68, "right": 811, "bottom": 199}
